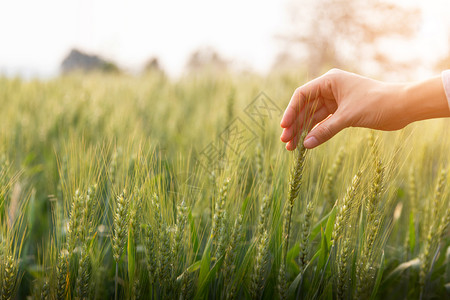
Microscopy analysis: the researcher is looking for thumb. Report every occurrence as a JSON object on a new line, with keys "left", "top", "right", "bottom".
{"left": 303, "top": 113, "right": 346, "bottom": 149}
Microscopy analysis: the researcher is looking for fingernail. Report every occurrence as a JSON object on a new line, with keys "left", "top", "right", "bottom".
{"left": 303, "top": 136, "right": 318, "bottom": 148}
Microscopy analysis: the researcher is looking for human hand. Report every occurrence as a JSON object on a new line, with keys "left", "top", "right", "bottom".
{"left": 280, "top": 69, "right": 450, "bottom": 150}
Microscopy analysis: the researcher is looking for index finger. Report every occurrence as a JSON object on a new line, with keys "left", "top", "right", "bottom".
{"left": 280, "top": 76, "right": 323, "bottom": 128}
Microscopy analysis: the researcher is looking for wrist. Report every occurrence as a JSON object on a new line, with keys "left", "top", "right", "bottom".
{"left": 401, "top": 76, "right": 450, "bottom": 124}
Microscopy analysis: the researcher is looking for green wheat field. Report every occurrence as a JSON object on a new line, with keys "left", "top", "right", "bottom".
{"left": 0, "top": 71, "right": 448, "bottom": 299}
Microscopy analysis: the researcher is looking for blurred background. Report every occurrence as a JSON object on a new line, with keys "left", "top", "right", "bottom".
{"left": 1, "top": 0, "right": 449, "bottom": 81}
{"left": 0, "top": 2, "right": 449, "bottom": 298}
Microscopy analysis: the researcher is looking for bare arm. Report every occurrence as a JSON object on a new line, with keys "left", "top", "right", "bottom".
{"left": 280, "top": 69, "right": 450, "bottom": 150}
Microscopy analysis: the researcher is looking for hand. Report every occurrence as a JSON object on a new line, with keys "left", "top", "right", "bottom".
{"left": 280, "top": 69, "right": 450, "bottom": 150}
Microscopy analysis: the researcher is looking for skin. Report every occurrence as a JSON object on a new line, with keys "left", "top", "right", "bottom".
{"left": 280, "top": 68, "right": 450, "bottom": 150}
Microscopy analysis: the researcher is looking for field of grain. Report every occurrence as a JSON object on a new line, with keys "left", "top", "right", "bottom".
{"left": 0, "top": 72, "right": 448, "bottom": 299}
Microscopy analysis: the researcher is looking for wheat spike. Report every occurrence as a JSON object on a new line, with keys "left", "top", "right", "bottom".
{"left": 1, "top": 255, "right": 17, "bottom": 300}
{"left": 250, "top": 229, "right": 270, "bottom": 300}
{"left": 112, "top": 190, "right": 129, "bottom": 262}
{"left": 56, "top": 251, "right": 69, "bottom": 300}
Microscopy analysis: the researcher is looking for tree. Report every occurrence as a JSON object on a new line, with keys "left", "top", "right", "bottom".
{"left": 61, "top": 49, "right": 120, "bottom": 74}
{"left": 143, "top": 57, "right": 165, "bottom": 75}
{"left": 185, "top": 47, "right": 228, "bottom": 73}
{"left": 279, "top": 0, "right": 421, "bottom": 76}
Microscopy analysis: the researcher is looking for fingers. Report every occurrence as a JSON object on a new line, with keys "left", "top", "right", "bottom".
{"left": 297, "top": 98, "right": 326, "bottom": 130}
{"left": 286, "top": 130, "right": 301, "bottom": 151}
{"left": 281, "top": 69, "right": 343, "bottom": 150}
{"left": 282, "top": 105, "right": 331, "bottom": 150}
{"left": 280, "top": 122, "right": 298, "bottom": 143}
{"left": 280, "top": 104, "right": 327, "bottom": 143}
{"left": 280, "top": 89, "right": 303, "bottom": 128}
{"left": 303, "top": 105, "right": 331, "bottom": 132}
{"left": 303, "top": 112, "right": 346, "bottom": 149}
{"left": 280, "top": 77, "right": 323, "bottom": 128}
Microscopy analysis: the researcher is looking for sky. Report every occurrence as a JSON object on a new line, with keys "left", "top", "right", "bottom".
{"left": 0, "top": 0, "right": 449, "bottom": 79}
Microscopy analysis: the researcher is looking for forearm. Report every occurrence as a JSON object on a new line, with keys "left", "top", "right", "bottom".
{"left": 401, "top": 75, "right": 450, "bottom": 124}
{"left": 281, "top": 69, "right": 450, "bottom": 150}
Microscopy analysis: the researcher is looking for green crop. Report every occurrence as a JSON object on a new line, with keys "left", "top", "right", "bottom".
{"left": 0, "top": 72, "right": 448, "bottom": 299}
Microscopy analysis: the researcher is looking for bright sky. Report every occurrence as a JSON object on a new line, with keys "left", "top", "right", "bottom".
{"left": 0, "top": 0, "right": 448, "bottom": 78}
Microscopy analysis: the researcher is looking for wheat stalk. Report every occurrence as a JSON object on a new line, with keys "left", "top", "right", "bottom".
{"left": 420, "top": 169, "right": 447, "bottom": 296}
{"left": 56, "top": 251, "right": 69, "bottom": 300}
{"left": 223, "top": 214, "right": 243, "bottom": 300}
{"left": 131, "top": 279, "right": 141, "bottom": 300}
{"left": 211, "top": 178, "right": 230, "bottom": 254}
{"left": 331, "top": 171, "right": 362, "bottom": 247}
{"left": 356, "top": 142, "right": 384, "bottom": 298}
{"left": 159, "top": 224, "right": 173, "bottom": 296}
{"left": 1, "top": 255, "right": 17, "bottom": 300}
{"left": 144, "top": 224, "right": 158, "bottom": 284}
{"left": 40, "top": 280, "right": 50, "bottom": 300}
{"left": 323, "top": 148, "right": 345, "bottom": 207}
{"left": 67, "top": 189, "right": 83, "bottom": 253}
{"left": 112, "top": 190, "right": 129, "bottom": 262}
{"left": 112, "top": 190, "right": 129, "bottom": 300}
{"left": 256, "top": 195, "right": 270, "bottom": 239}
{"left": 404, "top": 168, "right": 418, "bottom": 256}
{"left": 75, "top": 246, "right": 90, "bottom": 300}
{"left": 278, "top": 133, "right": 308, "bottom": 300}
{"left": 174, "top": 199, "right": 188, "bottom": 263}
{"left": 180, "top": 271, "right": 195, "bottom": 300}
{"left": 250, "top": 229, "right": 270, "bottom": 300}
{"left": 255, "top": 142, "right": 265, "bottom": 183}
{"left": 298, "top": 201, "right": 314, "bottom": 272}
{"left": 337, "top": 238, "right": 351, "bottom": 300}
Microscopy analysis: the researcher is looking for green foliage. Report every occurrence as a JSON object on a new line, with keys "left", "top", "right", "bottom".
{"left": 0, "top": 73, "right": 447, "bottom": 299}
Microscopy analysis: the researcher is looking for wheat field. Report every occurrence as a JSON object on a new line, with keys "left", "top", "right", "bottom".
{"left": 0, "top": 71, "right": 448, "bottom": 299}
